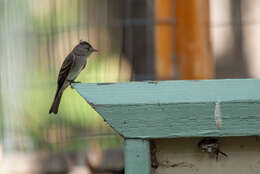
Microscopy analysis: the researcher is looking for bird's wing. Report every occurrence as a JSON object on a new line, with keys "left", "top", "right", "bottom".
{"left": 57, "top": 53, "right": 75, "bottom": 91}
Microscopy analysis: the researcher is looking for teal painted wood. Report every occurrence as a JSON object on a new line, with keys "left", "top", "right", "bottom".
{"left": 73, "top": 79, "right": 260, "bottom": 138}
{"left": 125, "top": 139, "right": 150, "bottom": 174}
{"left": 74, "top": 79, "right": 260, "bottom": 105}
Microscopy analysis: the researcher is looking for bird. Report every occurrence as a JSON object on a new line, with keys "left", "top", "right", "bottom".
{"left": 49, "top": 41, "right": 97, "bottom": 114}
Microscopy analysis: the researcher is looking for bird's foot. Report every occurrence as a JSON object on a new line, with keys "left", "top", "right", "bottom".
{"left": 72, "top": 81, "right": 81, "bottom": 83}
{"left": 68, "top": 80, "right": 81, "bottom": 89}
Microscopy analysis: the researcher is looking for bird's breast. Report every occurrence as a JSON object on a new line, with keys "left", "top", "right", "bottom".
{"left": 67, "top": 56, "right": 87, "bottom": 80}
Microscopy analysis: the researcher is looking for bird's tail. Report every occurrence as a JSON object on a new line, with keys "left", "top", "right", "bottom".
{"left": 49, "top": 89, "right": 63, "bottom": 114}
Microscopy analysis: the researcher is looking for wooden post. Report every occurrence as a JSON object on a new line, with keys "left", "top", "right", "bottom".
{"left": 125, "top": 139, "right": 151, "bottom": 174}
{"left": 154, "top": 0, "right": 175, "bottom": 80}
{"left": 175, "top": 0, "right": 215, "bottom": 79}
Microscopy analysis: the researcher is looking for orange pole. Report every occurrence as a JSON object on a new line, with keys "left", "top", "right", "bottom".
{"left": 175, "top": 0, "right": 215, "bottom": 79}
{"left": 154, "top": 0, "right": 175, "bottom": 80}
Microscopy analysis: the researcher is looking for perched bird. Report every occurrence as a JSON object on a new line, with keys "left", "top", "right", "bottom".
{"left": 49, "top": 41, "right": 97, "bottom": 114}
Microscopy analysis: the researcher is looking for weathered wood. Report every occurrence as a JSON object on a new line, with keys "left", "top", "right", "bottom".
{"left": 125, "top": 139, "right": 150, "bottom": 174}
{"left": 74, "top": 79, "right": 260, "bottom": 138}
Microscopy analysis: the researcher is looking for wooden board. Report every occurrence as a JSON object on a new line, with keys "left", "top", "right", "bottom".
{"left": 74, "top": 79, "right": 260, "bottom": 138}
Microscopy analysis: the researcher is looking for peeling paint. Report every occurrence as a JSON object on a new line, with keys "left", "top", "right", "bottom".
{"left": 214, "top": 102, "right": 223, "bottom": 128}
{"left": 147, "top": 81, "right": 159, "bottom": 84}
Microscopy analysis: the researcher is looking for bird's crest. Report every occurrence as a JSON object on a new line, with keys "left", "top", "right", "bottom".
{"left": 79, "top": 40, "right": 92, "bottom": 47}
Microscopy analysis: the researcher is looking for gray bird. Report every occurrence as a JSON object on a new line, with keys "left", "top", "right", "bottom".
{"left": 49, "top": 41, "right": 97, "bottom": 114}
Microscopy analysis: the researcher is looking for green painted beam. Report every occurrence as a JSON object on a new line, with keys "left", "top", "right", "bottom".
{"left": 125, "top": 139, "right": 150, "bottom": 174}
{"left": 74, "top": 79, "right": 260, "bottom": 138}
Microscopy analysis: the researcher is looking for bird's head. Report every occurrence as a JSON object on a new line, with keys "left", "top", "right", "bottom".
{"left": 74, "top": 40, "right": 98, "bottom": 56}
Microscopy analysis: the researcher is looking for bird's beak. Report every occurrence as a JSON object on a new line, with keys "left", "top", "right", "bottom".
{"left": 92, "top": 48, "right": 98, "bottom": 52}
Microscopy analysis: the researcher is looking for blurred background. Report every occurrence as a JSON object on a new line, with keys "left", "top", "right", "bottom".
{"left": 0, "top": 0, "right": 260, "bottom": 173}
